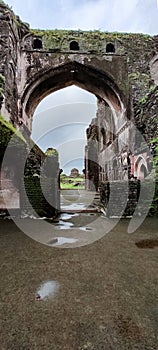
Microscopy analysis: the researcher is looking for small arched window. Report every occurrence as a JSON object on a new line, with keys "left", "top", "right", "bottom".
{"left": 33, "top": 38, "right": 43, "bottom": 49}
{"left": 106, "top": 43, "right": 115, "bottom": 53}
{"left": 70, "top": 41, "right": 79, "bottom": 51}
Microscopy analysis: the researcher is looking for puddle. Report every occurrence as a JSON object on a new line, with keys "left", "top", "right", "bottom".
{"left": 21, "top": 213, "right": 47, "bottom": 220}
{"left": 35, "top": 280, "right": 59, "bottom": 300}
{"left": 49, "top": 237, "right": 78, "bottom": 246}
{"left": 56, "top": 220, "right": 74, "bottom": 230}
{"left": 61, "top": 203, "right": 87, "bottom": 211}
{"left": 79, "top": 227, "right": 93, "bottom": 231}
{"left": 47, "top": 238, "right": 58, "bottom": 245}
{"left": 135, "top": 239, "right": 158, "bottom": 249}
{"left": 60, "top": 213, "right": 79, "bottom": 220}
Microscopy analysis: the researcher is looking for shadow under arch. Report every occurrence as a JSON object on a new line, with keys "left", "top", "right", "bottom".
{"left": 21, "top": 61, "right": 127, "bottom": 125}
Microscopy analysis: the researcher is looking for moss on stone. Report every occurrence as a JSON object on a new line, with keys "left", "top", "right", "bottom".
{"left": 45, "top": 147, "right": 58, "bottom": 157}
{"left": 30, "top": 28, "right": 152, "bottom": 52}
{"left": 0, "top": 115, "right": 26, "bottom": 146}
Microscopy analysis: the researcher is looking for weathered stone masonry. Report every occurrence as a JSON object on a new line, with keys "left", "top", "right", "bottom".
{"left": 0, "top": 2, "right": 157, "bottom": 216}
{"left": 0, "top": 114, "right": 60, "bottom": 217}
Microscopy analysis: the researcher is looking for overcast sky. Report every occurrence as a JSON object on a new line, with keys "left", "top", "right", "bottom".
{"left": 6, "top": 0, "right": 158, "bottom": 173}
{"left": 6, "top": 0, "right": 158, "bottom": 34}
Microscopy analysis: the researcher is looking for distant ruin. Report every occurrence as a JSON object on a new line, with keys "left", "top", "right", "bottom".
{"left": 70, "top": 168, "right": 80, "bottom": 178}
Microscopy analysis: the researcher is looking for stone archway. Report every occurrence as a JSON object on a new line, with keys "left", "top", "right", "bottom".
{"left": 19, "top": 59, "right": 129, "bottom": 191}
{"left": 0, "top": 2, "right": 156, "bottom": 218}
{"left": 20, "top": 61, "right": 127, "bottom": 134}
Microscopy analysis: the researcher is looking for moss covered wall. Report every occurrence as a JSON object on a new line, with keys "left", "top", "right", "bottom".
{"left": 0, "top": 115, "right": 60, "bottom": 218}
{"left": 21, "top": 177, "right": 59, "bottom": 218}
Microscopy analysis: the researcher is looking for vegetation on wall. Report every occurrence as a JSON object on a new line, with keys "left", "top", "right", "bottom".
{"left": 45, "top": 147, "right": 58, "bottom": 157}
{"left": 31, "top": 28, "right": 152, "bottom": 52}
{"left": 23, "top": 177, "right": 59, "bottom": 217}
{"left": 0, "top": 115, "right": 26, "bottom": 146}
{"left": 31, "top": 28, "right": 152, "bottom": 41}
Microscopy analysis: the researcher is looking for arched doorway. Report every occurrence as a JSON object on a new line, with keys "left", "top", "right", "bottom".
{"left": 20, "top": 61, "right": 128, "bottom": 211}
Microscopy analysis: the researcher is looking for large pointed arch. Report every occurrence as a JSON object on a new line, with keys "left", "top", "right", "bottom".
{"left": 20, "top": 61, "right": 127, "bottom": 132}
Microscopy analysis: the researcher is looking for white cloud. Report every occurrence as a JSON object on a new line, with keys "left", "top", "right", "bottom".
{"left": 59, "top": 0, "right": 110, "bottom": 30}
{"left": 32, "top": 94, "right": 97, "bottom": 143}
{"left": 35, "top": 86, "right": 96, "bottom": 113}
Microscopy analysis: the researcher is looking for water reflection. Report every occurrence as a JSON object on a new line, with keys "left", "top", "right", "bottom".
{"left": 48, "top": 237, "right": 78, "bottom": 246}
{"left": 60, "top": 213, "right": 79, "bottom": 220}
{"left": 56, "top": 220, "right": 74, "bottom": 229}
{"left": 35, "top": 280, "right": 59, "bottom": 300}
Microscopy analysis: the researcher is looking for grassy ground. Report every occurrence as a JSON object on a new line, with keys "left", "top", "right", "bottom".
{"left": 60, "top": 177, "right": 85, "bottom": 190}
{"left": 60, "top": 183, "right": 84, "bottom": 189}
{"left": 0, "top": 217, "right": 158, "bottom": 350}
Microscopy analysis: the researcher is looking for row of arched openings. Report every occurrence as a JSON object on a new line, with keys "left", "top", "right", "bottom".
{"left": 33, "top": 39, "right": 115, "bottom": 53}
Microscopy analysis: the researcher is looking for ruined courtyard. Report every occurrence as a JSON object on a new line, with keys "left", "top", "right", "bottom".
{"left": 0, "top": 1, "right": 158, "bottom": 349}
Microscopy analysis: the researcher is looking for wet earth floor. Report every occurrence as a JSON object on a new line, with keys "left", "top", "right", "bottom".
{"left": 0, "top": 191, "right": 158, "bottom": 349}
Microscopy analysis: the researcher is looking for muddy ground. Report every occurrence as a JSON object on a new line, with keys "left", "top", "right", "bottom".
{"left": 0, "top": 217, "right": 158, "bottom": 350}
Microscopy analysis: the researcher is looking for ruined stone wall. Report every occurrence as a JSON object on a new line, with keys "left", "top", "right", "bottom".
{"left": 0, "top": 2, "right": 156, "bottom": 136}
{"left": 134, "top": 86, "right": 158, "bottom": 148}
{"left": 100, "top": 179, "right": 158, "bottom": 217}
{"left": 0, "top": 3, "right": 157, "bottom": 217}
{"left": 85, "top": 118, "right": 99, "bottom": 191}
{"left": 0, "top": 3, "right": 29, "bottom": 124}
{"left": 21, "top": 177, "right": 59, "bottom": 218}
{"left": 85, "top": 97, "right": 130, "bottom": 185}
{"left": 21, "top": 146, "right": 60, "bottom": 218}
{"left": 27, "top": 30, "right": 154, "bottom": 105}
{"left": 100, "top": 180, "right": 140, "bottom": 217}
{"left": 97, "top": 99, "right": 129, "bottom": 180}
{"left": 0, "top": 115, "right": 60, "bottom": 217}
{"left": 0, "top": 3, "right": 156, "bottom": 124}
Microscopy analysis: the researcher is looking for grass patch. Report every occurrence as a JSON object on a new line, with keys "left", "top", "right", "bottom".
{"left": 60, "top": 175, "right": 85, "bottom": 189}
{"left": 60, "top": 183, "right": 84, "bottom": 189}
